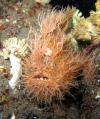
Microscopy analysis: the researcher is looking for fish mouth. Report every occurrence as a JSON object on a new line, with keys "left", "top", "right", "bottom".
{"left": 34, "top": 74, "right": 48, "bottom": 81}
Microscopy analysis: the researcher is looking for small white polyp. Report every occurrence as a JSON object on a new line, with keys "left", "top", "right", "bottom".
{"left": 10, "top": 113, "right": 15, "bottom": 119}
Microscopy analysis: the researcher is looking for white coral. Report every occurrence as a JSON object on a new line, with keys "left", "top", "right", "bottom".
{"left": 2, "top": 37, "right": 28, "bottom": 59}
{"left": 0, "top": 37, "right": 29, "bottom": 90}
{"left": 35, "top": 0, "right": 51, "bottom": 5}
{"left": 10, "top": 113, "right": 16, "bottom": 119}
{"left": 9, "top": 54, "right": 22, "bottom": 89}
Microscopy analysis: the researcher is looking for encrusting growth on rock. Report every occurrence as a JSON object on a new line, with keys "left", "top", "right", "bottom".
{"left": 22, "top": 9, "right": 95, "bottom": 104}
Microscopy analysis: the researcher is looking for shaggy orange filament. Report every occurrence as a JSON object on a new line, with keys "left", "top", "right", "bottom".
{"left": 22, "top": 9, "right": 95, "bottom": 103}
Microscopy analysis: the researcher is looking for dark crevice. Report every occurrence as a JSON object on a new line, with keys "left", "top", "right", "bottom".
{"left": 50, "top": 0, "right": 97, "bottom": 17}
